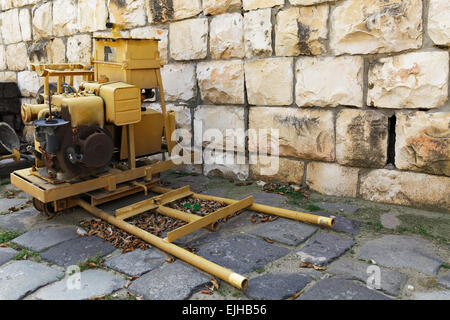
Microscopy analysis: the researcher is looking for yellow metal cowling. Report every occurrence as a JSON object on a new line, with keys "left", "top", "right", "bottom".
{"left": 58, "top": 95, "right": 105, "bottom": 128}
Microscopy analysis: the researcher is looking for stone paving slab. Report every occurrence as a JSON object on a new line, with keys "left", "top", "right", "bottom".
{"left": 313, "top": 202, "right": 360, "bottom": 214}
{"left": 0, "top": 208, "right": 42, "bottom": 232}
{"left": 12, "top": 226, "right": 79, "bottom": 252}
{"left": 235, "top": 191, "right": 287, "bottom": 207}
{"left": 297, "top": 278, "right": 391, "bottom": 300}
{"left": 197, "top": 234, "right": 290, "bottom": 275}
{"left": 437, "top": 274, "right": 450, "bottom": 289}
{"left": 41, "top": 236, "right": 116, "bottom": 268}
{"left": 314, "top": 211, "right": 361, "bottom": 237}
{"left": 357, "top": 235, "right": 443, "bottom": 275}
{"left": 163, "top": 175, "right": 210, "bottom": 192}
{"left": 248, "top": 218, "right": 317, "bottom": 246}
{"left": 328, "top": 257, "right": 408, "bottom": 296}
{"left": 32, "top": 269, "right": 126, "bottom": 300}
{"left": 0, "top": 260, "right": 63, "bottom": 300}
{"left": 295, "top": 233, "right": 355, "bottom": 266}
{"left": 104, "top": 249, "right": 165, "bottom": 277}
{"left": 0, "top": 247, "right": 17, "bottom": 266}
{"left": 129, "top": 261, "right": 211, "bottom": 300}
{"left": 201, "top": 187, "right": 229, "bottom": 198}
{"left": 412, "top": 290, "right": 450, "bottom": 300}
{"left": 245, "top": 273, "right": 313, "bottom": 300}
{"left": 0, "top": 198, "right": 29, "bottom": 213}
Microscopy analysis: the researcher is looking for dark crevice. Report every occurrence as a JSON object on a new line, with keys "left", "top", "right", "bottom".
{"left": 387, "top": 115, "right": 396, "bottom": 166}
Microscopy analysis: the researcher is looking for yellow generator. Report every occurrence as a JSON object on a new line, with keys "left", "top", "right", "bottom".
{"left": 20, "top": 28, "right": 176, "bottom": 184}
{"left": 11, "top": 24, "right": 333, "bottom": 291}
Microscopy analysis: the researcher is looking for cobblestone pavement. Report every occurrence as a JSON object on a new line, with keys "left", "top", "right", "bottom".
{"left": 0, "top": 171, "right": 449, "bottom": 300}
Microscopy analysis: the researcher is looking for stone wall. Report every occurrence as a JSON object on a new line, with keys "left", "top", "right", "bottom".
{"left": 0, "top": 0, "right": 449, "bottom": 210}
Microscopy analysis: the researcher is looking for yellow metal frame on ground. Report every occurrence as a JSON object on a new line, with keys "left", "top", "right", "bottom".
{"left": 73, "top": 185, "right": 334, "bottom": 290}
{"left": 11, "top": 166, "right": 334, "bottom": 290}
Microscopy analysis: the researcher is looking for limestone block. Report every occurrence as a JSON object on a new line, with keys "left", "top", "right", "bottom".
{"left": 396, "top": 112, "right": 450, "bottom": 176}
{"left": 203, "top": 0, "right": 242, "bottom": 16}
{"left": 195, "top": 105, "right": 246, "bottom": 152}
{"left": 169, "top": 18, "right": 208, "bottom": 61}
{"left": 243, "top": 8, "right": 272, "bottom": 58}
{"left": 160, "top": 63, "right": 196, "bottom": 102}
{"left": 367, "top": 51, "right": 449, "bottom": 109}
{"left": 107, "top": 0, "right": 146, "bottom": 28}
{"left": 249, "top": 107, "right": 335, "bottom": 161}
{"left": 32, "top": 2, "right": 53, "bottom": 40}
{"left": 330, "top": 0, "right": 423, "bottom": 55}
{"left": 295, "top": 56, "right": 364, "bottom": 107}
{"left": 243, "top": 0, "right": 284, "bottom": 11}
{"left": 428, "top": 0, "right": 450, "bottom": 46}
{"left": 306, "top": 162, "right": 359, "bottom": 197}
{"left": 66, "top": 34, "right": 92, "bottom": 63}
{"left": 250, "top": 154, "right": 305, "bottom": 184}
{"left": 53, "top": 0, "right": 78, "bottom": 36}
{"left": 336, "top": 109, "right": 389, "bottom": 168}
{"left": 77, "top": 0, "right": 108, "bottom": 33}
{"left": 197, "top": 60, "right": 245, "bottom": 105}
{"left": 360, "top": 169, "right": 450, "bottom": 208}
{"left": 245, "top": 57, "right": 293, "bottom": 106}
{"left": 210, "top": 13, "right": 244, "bottom": 59}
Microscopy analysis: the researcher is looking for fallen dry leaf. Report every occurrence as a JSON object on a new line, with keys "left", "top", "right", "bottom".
{"left": 166, "top": 257, "right": 175, "bottom": 263}
{"left": 88, "top": 262, "right": 97, "bottom": 267}
{"left": 0, "top": 244, "right": 8, "bottom": 248}
{"left": 263, "top": 237, "right": 274, "bottom": 244}
{"left": 130, "top": 275, "right": 140, "bottom": 281}
{"left": 201, "top": 290, "right": 213, "bottom": 295}
{"left": 288, "top": 292, "right": 301, "bottom": 300}
{"left": 210, "top": 279, "right": 220, "bottom": 291}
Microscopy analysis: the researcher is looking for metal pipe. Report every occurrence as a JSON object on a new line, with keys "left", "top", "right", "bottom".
{"left": 156, "top": 206, "right": 220, "bottom": 232}
{"left": 75, "top": 198, "right": 248, "bottom": 290}
{"left": 151, "top": 186, "right": 335, "bottom": 228}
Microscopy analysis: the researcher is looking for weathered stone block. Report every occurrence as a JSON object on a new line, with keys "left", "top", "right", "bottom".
{"left": 250, "top": 154, "right": 304, "bottom": 184}
{"left": 275, "top": 5, "right": 328, "bottom": 56}
{"left": 146, "top": 103, "right": 192, "bottom": 143}
{"left": 243, "top": 0, "right": 284, "bottom": 11}
{"left": 330, "top": 0, "right": 423, "bottom": 55}
{"left": 108, "top": 0, "right": 146, "bottom": 28}
{"left": 66, "top": 34, "right": 92, "bottom": 63}
{"left": 290, "top": 0, "right": 332, "bottom": 4}
{"left": 203, "top": 152, "right": 249, "bottom": 181}
{"left": 0, "top": 72, "right": 17, "bottom": 82}
{"left": 306, "top": 162, "right": 359, "bottom": 197}
{"left": 17, "top": 71, "right": 40, "bottom": 97}
{"left": 148, "top": 0, "right": 201, "bottom": 23}
{"left": 368, "top": 51, "right": 449, "bottom": 109}
{"left": 161, "top": 63, "right": 196, "bottom": 102}
{"left": 1, "top": 9, "right": 22, "bottom": 44}
{"left": 428, "top": 0, "right": 450, "bottom": 46}
{"left": 249, "top": 107, "right": 335, "bottom": 161}
{"left": 360, "top": 169, "right": 450, "bottom": 208}
{"left": 203, "top": 0, "right": 242, "bottom": 16}
{"left": 12, "top": 0, "right": 40, "bottom": 7}
{"left": 32, "top": 2, "right": 53, "bottom": 40}
{"left": 77, "top": 0, "right": 108, "bottom": 33}
{"left": 197, "top": 60, "right": 245, "bottom": 105}
{"left": 336, "top": 109, "right": 389, "bottom": 168}
{"left": 19, "top": 8, "right": 32, "bottom": 42}
{"left": 169, "top": 18, "right": 208, "bottom": 61}
{"left": 195, "top": 105, "right": 246, "bottom": 152}
{"left": 245, "top": 57, "right": 293, "bottom": 106}
{"left": 395, "top": 112, "right": 450, "bottom": 176}
{"left": 243, "top": 8, "right": 272, "bottom": 58}
{"left": 0, "top": 46, "right": 6, "bottom": 70}
{"left": 210, "top": 13, "right": 244, "bottom": 59}
{"left": 295, "top": 56, "right": 364, "bottom": 107}
{"left": 53, "top": 0, "right": 78, "bottom": 36}
{"left": 6, "top": 43, "right": 29, "bottom": 71}
{"left": 130, "top": 26, "right": 168, "bottom": 65}
{"left": 46, "top": 38, "right": 66, "bottom": 64}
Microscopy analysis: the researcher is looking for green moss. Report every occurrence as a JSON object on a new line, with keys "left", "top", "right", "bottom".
{"left": 0, "top": 229, "right": 22, "bottom": 244}
{"left": 78, "top": 254, "right": 104, "bottom": 272}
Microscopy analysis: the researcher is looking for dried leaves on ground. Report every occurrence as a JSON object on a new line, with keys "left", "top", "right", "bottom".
{"left": 80, "top": 213, "right": 187, "bottom": 253}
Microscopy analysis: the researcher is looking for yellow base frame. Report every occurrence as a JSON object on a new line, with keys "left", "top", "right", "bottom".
{"left": 11, "top": 165, "right": 334, "bottom": 291}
